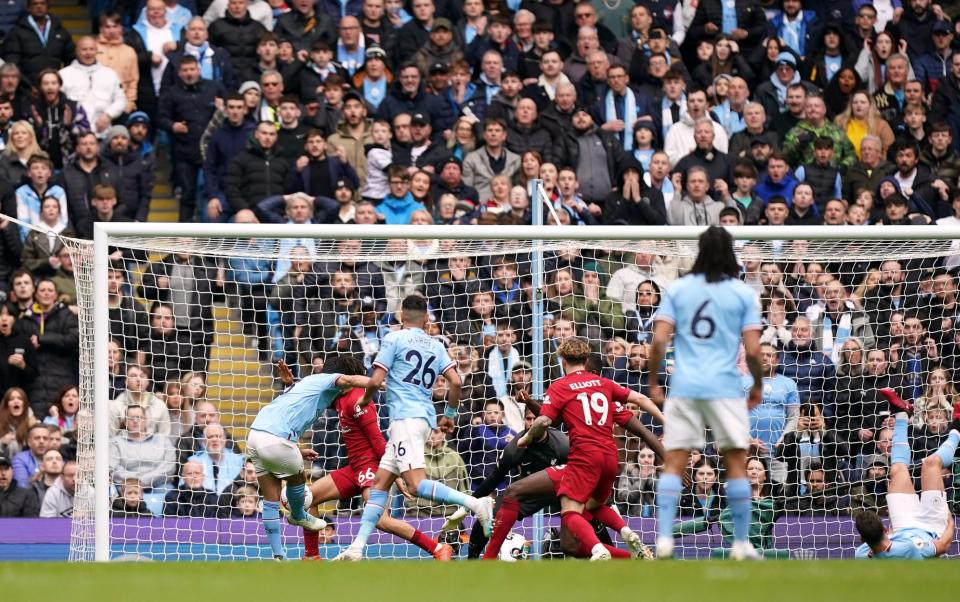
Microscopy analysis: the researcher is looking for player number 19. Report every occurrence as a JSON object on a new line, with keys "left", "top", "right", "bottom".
{"left": 577, "top": 392, "right": 609, "bottom": 426}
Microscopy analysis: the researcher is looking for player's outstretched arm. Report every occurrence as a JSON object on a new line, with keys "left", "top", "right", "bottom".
{"left": 647, "top": 320, "right": 674, "bottom": 406}
{"left": 276, "top": 360, "right": 295, "bottom": 387}
{"left": 359, "top": 366, "right": 387, "bottom": 407}
{"left": 518, "top": 416, "right": 552, "bottom": 448}
{"left": 628, "top": 390, "right": 665, "bottom": 423}
{"left": 437, "top": 367, "right": 463, "bottom": 433}
{"left": 623, "top": 416, "right": 667, "bottom": 463}
{"left": 335, "top": 374, "right": 372, "bottom": 390}
{"left": 934, "top": 513, "right": 955, "bottom": 556}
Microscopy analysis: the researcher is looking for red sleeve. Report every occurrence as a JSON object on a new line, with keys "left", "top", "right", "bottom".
{"left": 358, "top": 400, "right": 387, "bottom": 459}
{"left": 608, "top": 380, "right": 632, "bottom": 404}
{"left": 540, "top": 381, "right": 564, "bottom": 422}
{"left": 609, "top": 381, "right": 635, "bottom": 427}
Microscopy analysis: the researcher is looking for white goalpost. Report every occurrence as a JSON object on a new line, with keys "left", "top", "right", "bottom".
{"left": 69, "top": 222, "right": 960, "bottom": 562}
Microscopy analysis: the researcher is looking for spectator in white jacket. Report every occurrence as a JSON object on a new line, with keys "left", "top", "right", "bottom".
{"left": 59, "top": 36, "right": 125, "bottom": 138}
{"left": 108, "top": 364, "right": 171, "bottom": 438}
{"left": 39, "top": 459, "right": 76, "bottom": 517}
{"left": 663, "top": 88, "right": 728, "bottom": 167}
{"left": 109, "top": 404, "right": 175, "bottom": 489}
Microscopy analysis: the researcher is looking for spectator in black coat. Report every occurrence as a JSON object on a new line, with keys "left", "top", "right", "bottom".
{"left": 0, "top": 453, "right": 39, "bottom": 517}
{"left": 99, "top": 126, "right": 153, "bottom": 222}
{"left": 603, "top": 155, "right": 667, "bottom": 225}
{"left": 225, "top": 121, "right": 291, "bottom": 217}
{"left": 0, "top": 306, "right": 37, "bottom": 396}
{"left": 17, "top": 280, "right": 79, "bottom": 416}
{"left": 163, "top": 459, "right": 218, "bottom": 517}
{"left": 274, "top": 0, "right": 336, "bottom": 54}
{"left": 284, "top": 128, "right": 358, "bottom": 200}
{"left": 505, "top": 97, "right": 560, "bottom": 166}
{"left": 202, "top": 94, "right": 255, "bottom": 223}
{"left": 208, "top": 0, "right": 267, "bottom": 79}
{"left": 159, "top": 18, "right": 238, "bottom": 94}
{"left": 60, "top": 134, "right": 118, "bottom": 240}
{"left": 376, "top": 64, "right": 455, "bottom": 142}
{"left": 390, "top": 113, "right": 451, "bottom": 170}
{"left": 0, "top": 0, "right": 75, "bottom": 85}
{"left": 158, "top": 56, "right": 227, "bottom": 222}
{"left": 0, "top": 212, "right": 23, "bottom": 295}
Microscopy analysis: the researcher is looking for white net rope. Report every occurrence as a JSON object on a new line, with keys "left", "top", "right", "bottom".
{"left": 63, "top": 227, "right": 960, "bottom": 561}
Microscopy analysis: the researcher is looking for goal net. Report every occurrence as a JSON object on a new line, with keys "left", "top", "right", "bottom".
{"left": 65, "top": 223, "right": 960, "bottom": 561}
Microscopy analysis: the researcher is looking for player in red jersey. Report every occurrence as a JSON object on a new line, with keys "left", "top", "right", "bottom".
{"left": 481, "top": 338, "right": 667, "bottom": 560}
{"left": 277, "top": 359, "right": 454, "bottom": 561}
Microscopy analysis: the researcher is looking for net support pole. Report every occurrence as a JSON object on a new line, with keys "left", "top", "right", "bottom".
{"left": 529, "top": 179, "right": 545, "bottom": 558}
{"left": 92, "top": 226, "right": 111, "bottom": 561}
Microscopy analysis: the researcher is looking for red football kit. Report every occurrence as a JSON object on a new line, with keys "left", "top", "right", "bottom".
{"left": 329, "top": 388, "right": 387, "bottom": 498}
{"left": 539, "top": 370, "right": 634, "bottom": 503}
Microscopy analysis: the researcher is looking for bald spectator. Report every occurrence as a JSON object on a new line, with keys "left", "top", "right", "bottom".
{"left": 39, "top": 459, "right": 75, "bottom": 517}
{"left": 160, "top": 17, "right": 238, "bottom": 93}
{"left": 505, "top": 97, "right": 558, "bottom": 164}
{"left": 187, "top": 423, "right": 244, "bottom": 494}
{"left": 59, "top": 36, "right": 125, "bottom": 138}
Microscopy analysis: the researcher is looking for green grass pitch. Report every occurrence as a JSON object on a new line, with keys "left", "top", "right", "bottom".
{"left": 3, "top": 561, "right": 958, "bottom": 601}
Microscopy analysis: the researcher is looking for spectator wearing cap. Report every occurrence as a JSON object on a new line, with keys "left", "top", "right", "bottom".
{"left": 331, "top": 179, "right": 359, "bottom": 223}
{"left": 99, "top": 125, "right": 152, "bottom": 222}
{"left": 96, "top": 12, "right": 139, "bottom": 114}
{"left": 328, "top": 91, "right": 374, "bottom": 185}
{"left": 755, "top": 52, "right": 802, "bottom": 119}
{"left": 393, "top": 112, "right": 452, "bottom": 171}
{"left": 225, "top": 121, "right": 291, "bottom": 217}
{"left": 687, "top": 0, "right": 766, "bottom": 63}
{"left": 126, "top": 112, "right": 155, "bottom": 164}
{"left": 663, "top": 88, "right": 729, "bottom": 167}
{"left": 202, "top": 94, "right": 253, "bottom": 223}
{"left": 783, "top": 93, "right": 856, "bottom": 170}
{"left": 353, "top": 46, "right": 393, "bottom": 110}
{"left": 0, "top": 452, "right": 39, "bottom": 516}
{"left": 1, "top": 0, "right": 75, "bottom": 86}
{"left": 396, "top": 0, "right": 439, "bottom": 67}
{"left": 462, "top": 117, "right": 520, "bottom": 202}
{"left": 505, "top": 97, "right": 560, "bottom": 165}
{"left": 30, "top": 69, "right": 88, "bottom": 172}
{"left": 59, "top": 36, "right": 125, "bottom": 139}
{"left": 203, "top": 0, "right": 274, "bottom": 29}
{"left": 287, "top": 128, "right": 359, "bottom": 199}
{"left": 377, "top": 63, "right": 455, "bottom": 141}
{"left": 434, "top": 157, "right": 479, "bottom": 204}
{"left": 158, "top": 55, "right": 227, "bottom": 222}
{"left": 208, "top": 0, "right": 268, "bottom": 81}
{"left": 466, "top": 14, "right": 520, "bottom": 75}
{"left": 275, "top": 0, "right": 336, "bottom": 56}
{"left": 768, "top": 0, "right": 819, "bottom": 60}
{"left": 413, "top": 17, "right": 463, "bottom": 78}
{"left": 914, "top": 20, "right": 953, "bottom": 92}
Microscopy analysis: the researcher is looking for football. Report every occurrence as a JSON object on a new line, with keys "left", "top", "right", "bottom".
{"left": 280, "top": 485, "right": 314, "bottom": 513}
{"left": 499, "top": 532, "right": 531, "bottom": 562}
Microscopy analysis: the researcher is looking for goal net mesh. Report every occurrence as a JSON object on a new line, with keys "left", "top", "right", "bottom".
{"left": 66, "top": 229, "right": 960, "bottom": 560}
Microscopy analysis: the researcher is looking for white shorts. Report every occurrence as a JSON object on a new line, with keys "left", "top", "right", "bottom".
{"left": 246, "top": 429, "right": 304, "bottom": 478}
{"left": 662, "top": 397, "right": 750, "bottom": 452}
{"left": 379, "top": 418, "right": 431, "bottom": 476}
{"left": 888, "top": 491, "right": 949, "bottom": 536}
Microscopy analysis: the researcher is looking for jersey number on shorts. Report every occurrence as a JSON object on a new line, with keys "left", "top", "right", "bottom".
{"left": 577, "top": 392, "right": 609, "bottom": 426}
{"left": 691, "top": 300, "right": 716, "bottom": 340}
{"left": 402, "top": 350, "right": 438, "bottom": 389}
{"left": 358, "top": 467, "right": 376, "bottom": 485}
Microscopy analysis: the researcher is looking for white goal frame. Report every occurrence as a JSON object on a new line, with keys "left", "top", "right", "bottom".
{"left": 90, "top": 223, "right": 959, "bottom": 561}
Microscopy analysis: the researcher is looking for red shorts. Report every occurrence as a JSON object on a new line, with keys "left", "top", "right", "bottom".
{"left": 548, "top": 454, "right": 618, "bottom": 504}
{"left": 329, "top": 463, "right": 378, "bottom": 499}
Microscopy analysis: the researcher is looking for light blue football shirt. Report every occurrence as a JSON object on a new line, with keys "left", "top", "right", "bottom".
{"left": 657, "top": 273, "right": 761, "bottom": 399}
{"left": 743, "top": 373, "right": 800, "bottom": 451}
{"left": 855, "top": 528, "right": 937, "bottom": 559}
{"left": 250, "top": 373, "right": 342, "bottom": 440}
{"left": 374, "top": 327, "right": 454, "bottom": 428}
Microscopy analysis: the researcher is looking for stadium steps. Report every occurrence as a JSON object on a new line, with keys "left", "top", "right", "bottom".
{"left": 49, "top": 0, "right": 90, "bottom": 40}
{"left": 146, "top": 154, "right": 179, "bottom": 223}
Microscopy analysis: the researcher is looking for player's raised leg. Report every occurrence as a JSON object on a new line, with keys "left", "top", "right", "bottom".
{"left": 482, "top": 469, "right": 557, "bottom": 559}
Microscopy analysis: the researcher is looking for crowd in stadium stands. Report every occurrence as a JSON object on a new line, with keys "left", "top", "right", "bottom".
{"left": 1, "top": 0, "right": 960, "bottom": 544}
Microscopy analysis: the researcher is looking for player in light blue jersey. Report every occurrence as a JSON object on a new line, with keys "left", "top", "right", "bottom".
{"left": 854, "top": 388, "right": 958, "bottom": 559}
{"left": 648, "top": 226, "right": 765, "bottom": 560}
{"left": 246, "top": 355, "right": 371, "bottom": 560}
{"left": 335, "top": 294, "right": 494, "bottom": 561}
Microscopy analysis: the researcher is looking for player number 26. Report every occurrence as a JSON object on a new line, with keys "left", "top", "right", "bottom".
{"left": 577, "top": 392, "right": 609, "bottom": 426}
{"left": 402, "top": 350, "right": 437, "bottom": 389}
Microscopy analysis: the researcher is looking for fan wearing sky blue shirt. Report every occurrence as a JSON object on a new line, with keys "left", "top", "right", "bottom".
{"left": 335, "top": 294, "right": 493, "bottom": 561}
{"left": 648, "top": 226, "right": 765, "bottom": 561}
{"left": 743, "top": 343, "right": 800, "bottom": 459}
{"left": 246, "top": 355, "right": 371, "bottom": 560}
{"left": 854, "top": 388, "right": 958, "bottom": 560}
